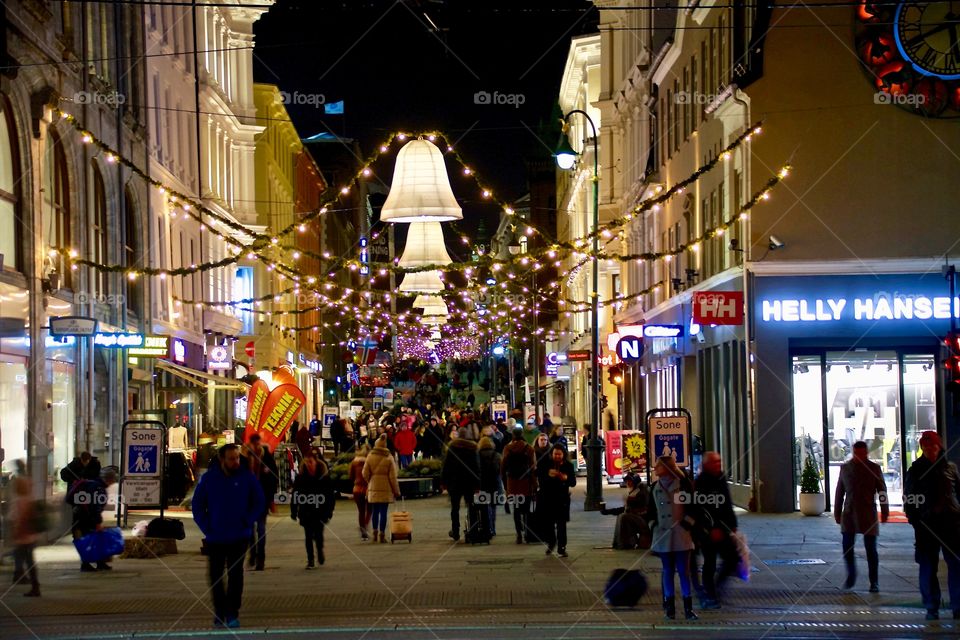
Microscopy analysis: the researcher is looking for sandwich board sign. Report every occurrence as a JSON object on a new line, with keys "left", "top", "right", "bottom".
{"left": 119, "top": 420, "right": 166, "bottom": 513}
{"left": 646, "top": 408, "right": 692, "bottom": 478}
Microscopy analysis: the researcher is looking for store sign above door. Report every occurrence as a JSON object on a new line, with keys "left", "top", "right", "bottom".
{"left": 692, "top": 292, "right": 744, "bottom": 325}
{"left": 49, "top": 316, "right": 98, "bottom": 336}
{"left": 760, "top": 295, "right": 960, "bottom": 323}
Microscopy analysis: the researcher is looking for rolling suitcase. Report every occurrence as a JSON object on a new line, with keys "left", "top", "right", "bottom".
{"left": 390, "top": 498, "right": 413, "bottom": 543}
{"left": 464, "top": 502, "right": 491, "bottom": 544}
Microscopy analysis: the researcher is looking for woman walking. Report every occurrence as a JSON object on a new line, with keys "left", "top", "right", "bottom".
{"left": 11, "top": 474, "right": 41, "bottom": 596}
{"left": 647, "top": 455, "right": 698, "bottom": 620}
{"left": 501, "top": 427, "right": 537, "bottom": 544}
{"left": 349, "top": 445, "right": 372, "bottom": 540}
{"left": 538, "top": 444, "right": 576, "bottom": 557}
{"left": 290, "top": 456, "right": 335, "bottom": 569}
{"left": 362, "top": 435, "right": 401, "bottom": 543}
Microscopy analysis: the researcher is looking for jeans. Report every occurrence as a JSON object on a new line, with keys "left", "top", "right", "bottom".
{"left": 371, "top": 502, "right": 389, "bottom": 533}
{"left": 354, "top": 493, "right": 371, "bottom": 532}
{"left": 702, "top": 535, "right": 740, "bottom": 598}
{"left": 487, "top": 505, "right": 497, "bottom": 535}
{"left": 13, "top": 544, "right": 39, "bottom": 590}
{"left": 842, "top": 532, "right": 878, "bottom": 587}
{"left": 916, "top": 527, "right": 960, "bottom": 612}
{"left": 398, "top": 454, "right": 413, "bottom": 469}
{"left": 448, "top": 490, "right": 474, "bottom": 536}
{"left": 207, "top": 540, "right": 247, "bottom": 622}
{"left": 303, "top": 523, "right": 325, "bottom": 564}
{"left": 660, "top": 550, "right": 693, "bottom": 598}
{"left": 511, "top": 497, "right": 530, "bottom": 536}
{"left": 248, "top": 513, "right": 267, "bottom": 567}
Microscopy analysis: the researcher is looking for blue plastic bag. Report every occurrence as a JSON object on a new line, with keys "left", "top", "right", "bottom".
{"left": 74, "top": 527, "right": 125, "bottom": 563}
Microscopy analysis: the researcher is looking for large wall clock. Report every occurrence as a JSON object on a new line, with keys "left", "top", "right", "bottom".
{"left": 856, "top": 2, "right": 960, "bottom": 117}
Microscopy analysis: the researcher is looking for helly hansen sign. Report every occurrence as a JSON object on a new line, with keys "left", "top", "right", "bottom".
{"left": 692, "top": 292, "right": 744, "bottom": 325}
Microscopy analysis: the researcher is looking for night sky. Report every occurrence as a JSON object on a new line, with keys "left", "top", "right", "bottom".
{"left": 253, "top": 0, "right": 599, "bottom": 235}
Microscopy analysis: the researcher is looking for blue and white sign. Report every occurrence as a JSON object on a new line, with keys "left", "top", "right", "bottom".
{"left": 322, "top": 407, "right": 338, "bottom": 426}
{"left": 643, "top": 324, "right": 684, "bottom": 338}
{"left": 616, "top": 336, "right": 644, "bottom": 364}
{"left": 492, "top": 402, "right": 508, "bottom": 422}
{"left": 648, "top": 415, "right": 690, "bottom": 469}
{"left": 125, "top": 429, "right": 161, "bottom": 476}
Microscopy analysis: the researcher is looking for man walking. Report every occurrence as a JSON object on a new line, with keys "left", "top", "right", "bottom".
{"left": 441, "top": 426, "right": 480, "bottom": 541}
{"left": 192, "top": 444, "right": 264, "bottom": 629}
{"left": 694, "top": 452, "right": 739, "bottom": 608}
{"left": 242, "top": 434, "right": 279, "bottom": 570}
{"left": 834, "top": 441, "right": 889, "bottom": 592}
{"left": 904, "top": 430, "right": 960, "bottom": 620}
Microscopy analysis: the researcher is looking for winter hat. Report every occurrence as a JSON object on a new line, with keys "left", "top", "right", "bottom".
{"left": 919, "top": 430, "right": 942, "bottom": 448}
{"left": 375, "top": 435, "right": 388, "bottom": 448}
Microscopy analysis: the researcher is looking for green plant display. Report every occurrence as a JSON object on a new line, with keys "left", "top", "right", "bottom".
{"left": 799, "top": 456, "right": 822, "bottom": 494}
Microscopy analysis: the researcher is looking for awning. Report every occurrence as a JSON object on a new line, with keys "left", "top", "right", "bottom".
{"left": 155, "top": 359, "right": 250, "bottom": 391}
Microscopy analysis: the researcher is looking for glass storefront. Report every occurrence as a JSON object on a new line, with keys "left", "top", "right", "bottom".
{"left": 791, "top": 349, "right": 937, "bottom": 508}
{"left": 0, "top": 355, "right": 28, "bottom": 474}
{"left": 50, "top": 358, "right": 77, "bottom": 491}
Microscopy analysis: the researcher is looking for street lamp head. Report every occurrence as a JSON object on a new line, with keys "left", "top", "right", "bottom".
{"left": 508, "top": 244, "right": 521, "bottom": 256}
{"left": 553, "top": 131, "right": 578, "bottom": 170}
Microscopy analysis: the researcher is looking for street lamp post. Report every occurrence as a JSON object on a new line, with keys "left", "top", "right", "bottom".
{"left": 555, "top": 110, "right": 603, "bottom": 511}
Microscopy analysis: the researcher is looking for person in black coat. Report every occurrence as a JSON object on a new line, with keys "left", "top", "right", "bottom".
{"left": 441, "top": 428, "right": 481, "bottom": 541}
{"left": 477, "top": 436, "right": 503, "bottom": 536}
{"left": 538, "top": 444, "right": 576, "bottom": 557}
{"left": 61, "top": 451, "right": 102, "bottom": 486}
{"left": 904, "top": 430, "right": 960, "bottom": 620}
{"left": 65, "top": 469, "right": 116, "bottom": 571}
{"left": 290, "top": 456, "right": 336, "bottom": 569}
{"left": 693, "top": 452, "right": 739, "bottom": 608}
{"left": 241, "top": 434, "right": 280, "bottom": 570}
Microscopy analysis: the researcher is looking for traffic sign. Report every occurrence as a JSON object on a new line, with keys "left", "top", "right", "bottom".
{"left": 616, "top": 336, "right": 644, "bottom": 363}
{"left": 125, "top": 429, "right": 161, "bottom": 476}
{"left": 244, "top": 341, "right": 256, "bottom": 358}
{"left": 491, "top": 402, "right": 508, "bottom": 422}
{"left": 647, "top": 410, "right": 691, "bottom": 472}
{"left": 119, "top": 421, "right": 166, "bottom": 513}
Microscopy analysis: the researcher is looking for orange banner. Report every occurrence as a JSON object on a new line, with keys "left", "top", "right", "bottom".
{"left": 252, "top": 383, "right": 306, "bottom": 450}
{"left": 243, "top": 379, "right": 270, "bottom": 440}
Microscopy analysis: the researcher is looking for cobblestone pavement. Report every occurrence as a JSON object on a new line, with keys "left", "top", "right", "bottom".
{"left": 1, "top": 485, "right": 957, "bottom": 639}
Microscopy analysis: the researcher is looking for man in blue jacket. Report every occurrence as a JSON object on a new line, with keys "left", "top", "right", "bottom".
{"left": 192, "top": 444, "right": 264, "bottom": 629}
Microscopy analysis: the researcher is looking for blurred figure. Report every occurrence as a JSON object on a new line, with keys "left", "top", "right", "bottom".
{"left": 66, "top": 468, "right": 115, "bottom": 572}
{"left": 501, "top": 427, "right": 537, "bottom": 544}
{"left": 694, "top": 452, "right": 740, "bottom": 608}
{"left": 477, "top": 436, "right": 502, "bottom": 536}
{"left": 362, "top": 435, "right": 401, "bottom": 543}
{"left": 11, "top": 472, "right": 41, "bottom": 596}
{"left": 60, "top": 451, "right": 101, "bottom": 486}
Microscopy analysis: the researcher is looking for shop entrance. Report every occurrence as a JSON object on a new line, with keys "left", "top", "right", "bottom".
{"left": 791, "top": 350, "right": 937, "bottom": 509}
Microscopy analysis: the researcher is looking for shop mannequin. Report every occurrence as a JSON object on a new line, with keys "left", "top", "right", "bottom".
{"left": 169, "top": 422, "right": 189, "bottom": 450}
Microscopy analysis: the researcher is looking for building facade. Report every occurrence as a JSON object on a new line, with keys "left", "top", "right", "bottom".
{"left": 600, "top": 1, "right": 960, "bottom": 511}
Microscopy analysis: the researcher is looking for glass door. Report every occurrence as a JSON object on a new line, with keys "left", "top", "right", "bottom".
{"left": 791, "top": 355, "right": 825, "bottom": 504}
{"left": 901, "top": 354, "right": 937, "bottom": 480}
{"left": 825, "top": 351, "right": 901, "bottom": 506}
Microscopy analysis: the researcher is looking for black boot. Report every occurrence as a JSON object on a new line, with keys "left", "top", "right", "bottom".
{"left": 683, "top": 596, "right": 698, "bottom": 620}
{"left": 663, "top": 596, "right": 676, "bottom": 619}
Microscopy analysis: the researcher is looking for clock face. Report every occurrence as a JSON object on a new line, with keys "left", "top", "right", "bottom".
{"left": 856, "top": 2, "right": 960, "bottom": 117}
{"left": 895, "top": 2, "right": 960, "bottom": 79}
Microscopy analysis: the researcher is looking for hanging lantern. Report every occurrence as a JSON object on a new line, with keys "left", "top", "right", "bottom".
{"left": 412, "top": 294, "right": 447, "bottom": 315}
{"left": 399, "top": 269, "right": 445, "bottom": 293}
{"left": 381, "top": 139, "right": 462, "bottom": 223}
{"left": 398, "top": 222, "right": 452, "bottom": 266}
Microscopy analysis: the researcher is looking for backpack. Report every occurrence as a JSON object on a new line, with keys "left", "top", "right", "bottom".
{"left": 505, "top": 448, "right": 530, "bottom": 479}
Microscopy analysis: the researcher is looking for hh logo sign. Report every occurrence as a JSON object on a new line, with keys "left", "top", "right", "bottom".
{"left": 693, "top": 292, "right": 744, "bottom": 325}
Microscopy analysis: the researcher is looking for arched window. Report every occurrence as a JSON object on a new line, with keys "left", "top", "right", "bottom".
{"left": 90, "top": 163, "right": 107, "bottom": 296}
{"left": 44, "top": 130, "right": 71, "bottom": 288}
{"left": 0, "top": 98, "right": 21, "bottom": 272}
{"left": 124, "top": 188, "right": 142, "bottom": 316}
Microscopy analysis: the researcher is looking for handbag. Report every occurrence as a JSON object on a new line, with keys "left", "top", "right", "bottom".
{"left": 74, "top": 527, "right": 125, "bottom": 563}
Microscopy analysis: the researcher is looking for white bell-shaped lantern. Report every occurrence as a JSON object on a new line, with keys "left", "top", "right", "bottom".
{"left": 381, "top": 139, "right": 462, "bottom": 223}
{"left": 399, "top": 269, "right": 445, "bottom": 293}
{"left": 398, "top": 222, "right": 452, "bottom": 267}
{"left": 420, "top": 314, "right": 446, "bottom": 326}
{"left": 413, "top": 294, "right": 448, "bottom": 316}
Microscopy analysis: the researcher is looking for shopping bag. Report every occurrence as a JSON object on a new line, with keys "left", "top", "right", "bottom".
{"left": 74, "top": 527, "right": 125, "bottom": 563}
{"left": 733, "top": 530, "right": 751, "bottom": 581}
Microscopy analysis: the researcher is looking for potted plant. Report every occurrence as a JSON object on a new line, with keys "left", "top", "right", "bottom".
{"left": 798, "top": 456, "right": 825, "bottom": 516}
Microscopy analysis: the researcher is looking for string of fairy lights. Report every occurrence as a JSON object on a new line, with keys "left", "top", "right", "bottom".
{"left": 51, "top": 106, "right": 790, "bottom": 352}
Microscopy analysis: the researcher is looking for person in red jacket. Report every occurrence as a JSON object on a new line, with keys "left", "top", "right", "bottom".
{"left": 394, "top": 424, "right": 418, "bottom": 469}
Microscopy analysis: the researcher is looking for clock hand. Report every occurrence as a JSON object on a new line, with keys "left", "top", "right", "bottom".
{"left": 905, "top": 21, "right": 955, "bottom": 47}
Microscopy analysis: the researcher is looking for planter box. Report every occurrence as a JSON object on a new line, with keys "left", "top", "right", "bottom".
{"left": 799, "top": 492, "right": 825, "bottom": 516}
{"left": 398, "top": 477, "right": 437, "bottom": 498}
